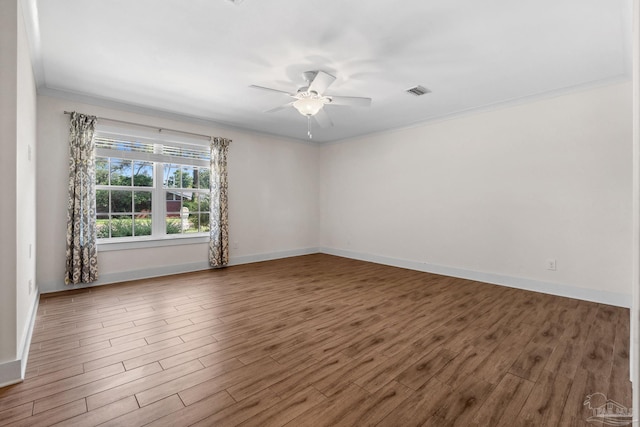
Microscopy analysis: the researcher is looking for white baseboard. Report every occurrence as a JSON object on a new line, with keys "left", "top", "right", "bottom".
{"left": 38, "top": 246, "right": 629, "bottom": 308}
{"left": 19, "top": 291, "right": 39, "bottom": 380}
{"left": 0, "top": 359, "right": 22, "bottom": 389}
{"left": 39, "top": 247, "right": 321, "bottom": 294}
{"left": 320, "top": 247, "right": 630, "bottom": 308}
{"left": 228, "top": 247, "right": 320, "bottom": 266}
{"left": 0, "top": 291, "right": 39, "bottom": 388}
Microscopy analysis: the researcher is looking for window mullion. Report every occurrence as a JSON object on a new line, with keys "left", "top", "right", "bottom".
{"left": 152, "top": 161, "right": 165, "bottom": 237}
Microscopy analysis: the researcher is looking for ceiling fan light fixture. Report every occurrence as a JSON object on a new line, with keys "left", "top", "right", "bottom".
{"left": 292, "top": 93, "right": 329, "bottom": 116}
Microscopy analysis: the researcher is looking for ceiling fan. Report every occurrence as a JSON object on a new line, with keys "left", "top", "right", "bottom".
{"left": 250, "top": 71, "right": 372, "bottom": 139}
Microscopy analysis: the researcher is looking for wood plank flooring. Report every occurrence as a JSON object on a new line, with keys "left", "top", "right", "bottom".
{"left": 0, "top": 254, "right": 631, "bottom": 426}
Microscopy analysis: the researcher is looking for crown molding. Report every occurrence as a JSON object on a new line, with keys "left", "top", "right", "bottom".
{"left": 322, "top": 74, "right": 632, "bottom": 146}
{"left": 38, "top": 86, "right": 318, "bottom": 146}
{"left": 19, "top": 0, "right": 45, "bottom": 90}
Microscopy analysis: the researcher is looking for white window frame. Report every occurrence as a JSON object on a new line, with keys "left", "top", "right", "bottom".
{"left": 94, "top": 126, "right": 211, "bottom": 250}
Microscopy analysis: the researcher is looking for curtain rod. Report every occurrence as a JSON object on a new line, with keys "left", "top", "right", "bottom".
{"left": 63, "top": 111, "right": 213, "bottom": 141}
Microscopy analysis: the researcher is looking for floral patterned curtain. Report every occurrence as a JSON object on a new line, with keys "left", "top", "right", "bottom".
{"left": 209, "top": 137, "right": 230, "bottom": 267}
{"left": 65, "top": 112, "right": 99, "bottom": 284}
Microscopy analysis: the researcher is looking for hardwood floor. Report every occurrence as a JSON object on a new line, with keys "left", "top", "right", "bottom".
{"left": 0, "top": 254, "right": 631, "bottom": 426}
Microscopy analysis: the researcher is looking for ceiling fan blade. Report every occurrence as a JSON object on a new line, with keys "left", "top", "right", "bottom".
{"left": 313, "top": 109, "right": 333, "bottom": 128}
{"left": 328, "top": 95, "right": 372, "bottom": 107}
{"left": 308, "top": 71, "right": 336, "bottom": 95}
{"left": 264, "top": 102, "right": 293, "bottom": 113}
{"left": 249, "top": 85, "right": 295, "bottom": 96}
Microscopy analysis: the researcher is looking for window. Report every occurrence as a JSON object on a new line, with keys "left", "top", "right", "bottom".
{"left": 164, "top": 164, "right": 210, "bottom": 235}
{"left": 96, "top": 157, "right": 154, "bottom": 238}
{"left": 94, "top": 131, "right": 210, "bottom": 243}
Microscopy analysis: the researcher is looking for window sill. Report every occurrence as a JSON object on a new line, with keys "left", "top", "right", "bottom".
{"left": 97, "top": 234, "right": 208, "bottom": 251}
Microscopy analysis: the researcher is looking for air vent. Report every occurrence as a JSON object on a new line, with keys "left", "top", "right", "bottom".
{"left": 406, "top": 85, "right": 431, "bottom": 96}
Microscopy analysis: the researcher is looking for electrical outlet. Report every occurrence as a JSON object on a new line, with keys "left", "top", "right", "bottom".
{"left": 546, "top": 259, "right": 557, "bottom": 271}
{"left": 29, "top": 244, "right": 32, "bottom": 259}
{"left": 29, "top": 279, "right": 33, "bottom": 294}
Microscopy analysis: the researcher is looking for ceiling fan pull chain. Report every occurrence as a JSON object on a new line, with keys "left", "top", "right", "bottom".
{"left": 307, "top": 116, "right": 312, "bottom": 139}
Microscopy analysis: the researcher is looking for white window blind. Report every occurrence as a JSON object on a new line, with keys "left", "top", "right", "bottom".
{"left": 95, "top": 132, "right": 210, "bottom": 167}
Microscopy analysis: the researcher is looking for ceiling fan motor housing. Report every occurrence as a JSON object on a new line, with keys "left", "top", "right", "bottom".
{"left": 302, "top": 71, "right": 319, "bottom": 84}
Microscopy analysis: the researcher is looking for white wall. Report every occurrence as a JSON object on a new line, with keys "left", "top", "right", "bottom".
{"left": 38, "top": 82, "right": 632, "bottom": 306}
{"left": 0, "top": 0, "right": 38, "bottom": 386}
{"left": 37, "top": 96, "right": 319, "bottom": 293}
{"left": 320, "top": 82, "right": 632, "bottom": 306}
{"left": 0, "top": 0, "right": 19, "bottom": 366}
{"left": 15, "top": 0, "right": 37, "bottom": 357}
{"left": 631, "top": 0, "right": 639, "bottom": 415}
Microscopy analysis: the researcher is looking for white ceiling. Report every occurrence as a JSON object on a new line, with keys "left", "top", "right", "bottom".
{"left": 28, "top": 0, "right": 632, "bottom": 142}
